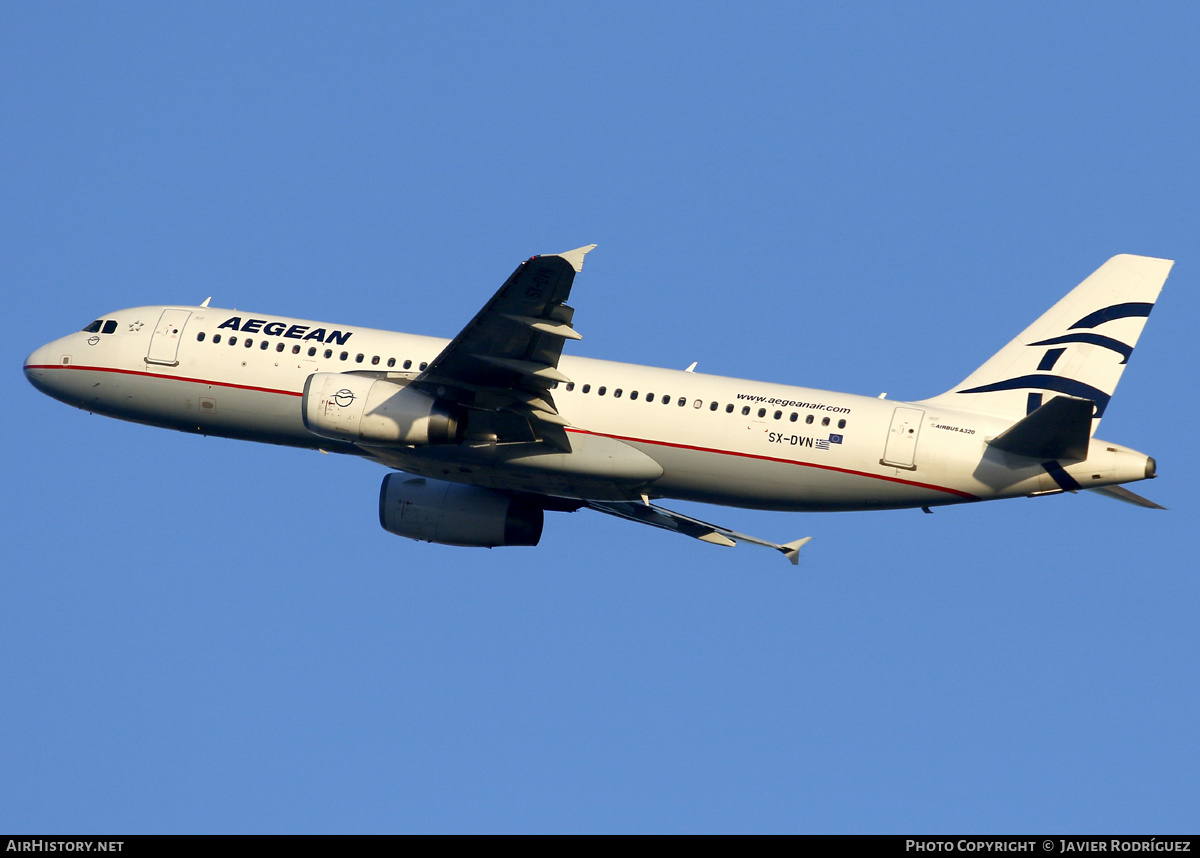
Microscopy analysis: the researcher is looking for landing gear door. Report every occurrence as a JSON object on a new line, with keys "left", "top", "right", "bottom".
{"left": 881, "top": 407, "right": 924, "bottom": 470}
{"left": 146, "top": 309, "right": 192, "bottom": 367}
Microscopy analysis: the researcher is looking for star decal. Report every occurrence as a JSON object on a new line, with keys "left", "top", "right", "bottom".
{"left": 129, "top": 321, "right": 144, "bottom": 332}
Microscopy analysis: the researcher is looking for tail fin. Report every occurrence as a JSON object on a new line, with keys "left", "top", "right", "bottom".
{"left": 921, "top": 254, "right": 1173, "bottom": 432}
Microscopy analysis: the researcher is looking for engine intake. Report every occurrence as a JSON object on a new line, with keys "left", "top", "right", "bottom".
{"left": 302, "top": 372, "right": 464, "bottom": 445}
{"left": 379, "top": 475, "right": 543, "bottom": 547}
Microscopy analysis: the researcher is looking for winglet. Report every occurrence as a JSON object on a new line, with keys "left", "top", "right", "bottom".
{"left": 779, "top": 537, "right": 813, "bottom": 566}
{"left": 555, "top": 244, "right": 598, "bottom": 273}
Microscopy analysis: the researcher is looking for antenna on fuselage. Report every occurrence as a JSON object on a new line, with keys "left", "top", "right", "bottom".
{"left": 200, "top": 297, "right": 212, "bottom": 308}
{"left": 685, "top": 362, "right": 697, "bottom": 373}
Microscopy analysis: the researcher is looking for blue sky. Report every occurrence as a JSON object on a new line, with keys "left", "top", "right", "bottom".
{"left": 3, "top": 2, "right": 1198, "bottom": 833}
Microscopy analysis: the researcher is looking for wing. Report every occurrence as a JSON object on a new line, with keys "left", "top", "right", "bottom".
{"left": 586, "top": 500, "right": 812, "bottom": 566}
{"left": 409, "top": 245, "right": 596, "bottom": 448}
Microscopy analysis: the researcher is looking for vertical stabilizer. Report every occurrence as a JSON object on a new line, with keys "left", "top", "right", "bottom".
{"left": 921, "top": 254, "right": 1173, "bottom": 432}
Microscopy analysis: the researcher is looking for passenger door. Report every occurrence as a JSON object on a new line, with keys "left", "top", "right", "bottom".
{"left": 146, "top": 309, "right": 192, "bottom": 366}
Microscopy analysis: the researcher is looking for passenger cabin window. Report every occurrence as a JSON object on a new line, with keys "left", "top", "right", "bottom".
{"left": 709, "top": 402, "right": 718, "bottom": 411}
{"left": 630, "top": 391, "right": 638, "bottom": 400}
{"left": 757, "top": 408, "right": 766, "bottom": 418}
{"left": 214, "top": 334, "right": 223, "bottom": 344}
{"left": 646, "top": 393, "right": 654, "bottom": 403}
{"left": 725, "top": 404, "right": 733, "bottom": 413}
{"left": 419, "top": 362, "right": 428, "bottom": 370}
{"left": 742, "top": 406, "right": 750, "bottom": 415}
{"left": 838, "top": 419, "right": 846, "bottom": 429}
{"left": 196, "top": 332, "right": 206, "bottom": 342}
{"left": 371, "top": 356, "right": 380, "bottom": 365}
{"left": 404, "top": 360, "right": 412, "bottom": 369}
{"left": 356, "top": 354, "right": 364, "bottom": 363}
{"left": 244, "top": 339, "right": 253, "bottom": 349}
{"left": 822, "top": 416, "right": 831, "bottom": 426}
{"left": 789, "top": 412, "right": 798, "bottom": 422}
{"left": 582, "top": 384, "right": 591, "bottom": 393}
{"left": 693, "top": 400, "right": 702, "bottom": 409}
{"left": 260, "top": 340, "right": 269, "bottom": 350}
{"left": 805, "top": 414, "right": 814, "bottom": 424}
{"left": 309, "top": 347, "right": 317, "bottom": 356}
{"left": 387, "top": 358, "right": 395, "bottom": 368}
{"left": 678, "top": 397, "right": 686, "bottom": 407}
{"left": 614, "top": 389, "right": 623, "bottom": 398}
{"left": 276, "top": 343, "right": 285, "bottom": 352}
{"left": 340, "top": 352, "right": 348, "bottom": 361}
{"left": 292, "top": 345, "right": 300, "bottom": 354}
{"left": 566, "top": 382, "right": 575, "bottom": 391}
{"left": 324, "top": 349, "right": 333, "bottom": 359}
{"left": 598, "top": 386, "right": 607, "bottom": 396}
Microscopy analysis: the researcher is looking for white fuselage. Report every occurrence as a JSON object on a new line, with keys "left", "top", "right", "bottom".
{"left": 25, "top": 304, "right": 1154, "bottom": 513}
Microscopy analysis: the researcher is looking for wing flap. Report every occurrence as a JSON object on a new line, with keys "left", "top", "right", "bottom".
{"left": 475, "top": 355, "right": 572, "bottom": 385}
{"left": 501, "top": 314, "right": 583, "bottom": 340}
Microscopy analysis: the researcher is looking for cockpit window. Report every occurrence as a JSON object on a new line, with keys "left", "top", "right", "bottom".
{"left": 82, "top": 320, "right": 102, "bottom": 333}
{"left": 102, "top": 320, "right": 118, "bottom": 334}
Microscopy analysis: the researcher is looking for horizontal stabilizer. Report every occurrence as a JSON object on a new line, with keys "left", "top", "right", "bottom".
{"left": 1087, "top": 485, "right": 1167, "bottom": 510}
{"left": 988, "top": 395, "right": 1093, "bottom": 461}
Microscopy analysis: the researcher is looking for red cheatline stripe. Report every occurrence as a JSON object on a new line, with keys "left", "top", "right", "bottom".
{"left": 565, "top": 427, "right": 979, "bottom": 500}
{"left": 24, "top": 363, "right": 303, "bottom": 397}
{"left": 29, "top": 363, "right": 977, "bottom": 500}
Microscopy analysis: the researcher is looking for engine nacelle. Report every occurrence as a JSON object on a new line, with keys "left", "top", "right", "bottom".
{"left": 302, "top": 372, "right": 464, "bottom": 445}
{"left": 378, "top": 475, "right": 543, "bottom": 548}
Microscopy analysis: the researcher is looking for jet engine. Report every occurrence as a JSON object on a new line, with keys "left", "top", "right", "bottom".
{"left": 379, "top": 474, "right": 544, "bottom": 547}
{"left": 302, "top": 372, "right": 464, "bottom": 445}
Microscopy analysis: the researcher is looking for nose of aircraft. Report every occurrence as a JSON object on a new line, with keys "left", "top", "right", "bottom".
{"left": 24, "top": 341, "right": 62, "bottom": 397}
